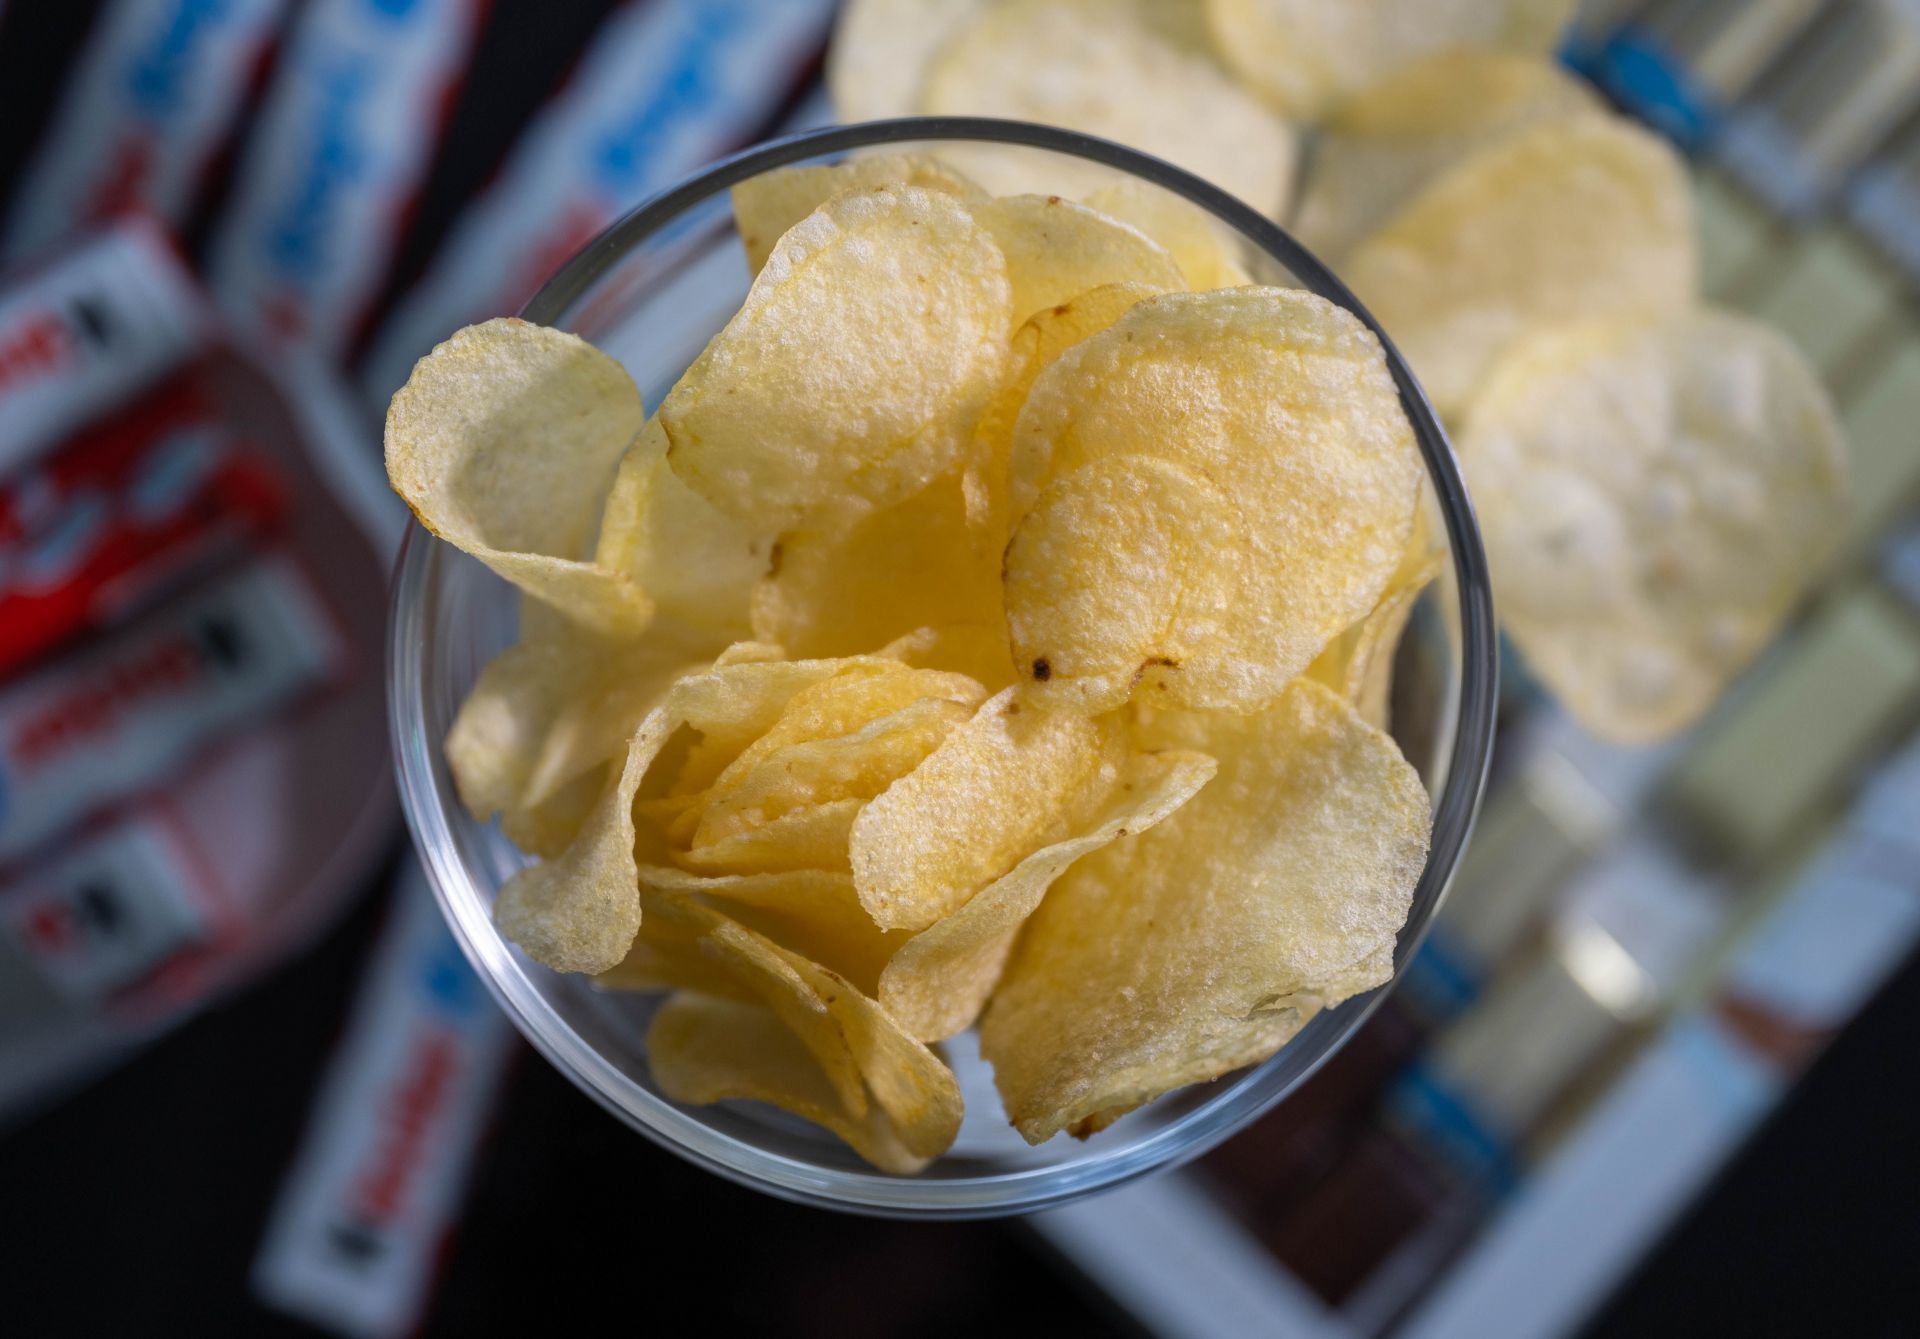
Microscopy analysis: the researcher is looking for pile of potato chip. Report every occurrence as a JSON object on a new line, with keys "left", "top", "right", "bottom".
{"left": 386, "top": 154, "right": 1437, "bottom": 1168}
{"left": 829, "top": 0, "right": 1849, "bottom": 742}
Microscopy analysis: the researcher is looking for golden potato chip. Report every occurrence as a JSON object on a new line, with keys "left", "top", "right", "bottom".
{"left": 918, "top": 0, "right": 1298, "bottom": 215}
{"left": 634, "top": 865, "right": 905, "bottom": 996}
{"left": 880, "top": 746, "right": 1215, "bottom": 1041}
{"left": 1461, "top": 309, "right": 1848, "bottom": 742}
{"left": 661, "top": 893, "right": 870, "bottom": 1116}
{"left": 495, "top": 655, "right": 914, "bottom": 973}
{"left": 1004, "top": 453, "right": 1221, "bottom": 712}
{"left": 982, "top": 679, "right": 1430, "bottom": 1142}
{"left": 1305, "top": 523, "right": 1442, "bottom": 731}
{"left": 668, "top": 896, "right": 964, "bottom": 1160}
{"left": 1343, "top": 116, "right": 1698, "bottom": 420}
{"left": 877, "top": 624, "right": 1019, "bottom": 692}
{"left": 701, "top": 664, "right": 986, "bottom": 809}
{"left": 968, "top": 281, "right": 1170, "bottom": 536}
{"left": 750, "top": 474, "right": 1006, "bottom": 667}
{"left": 664, "top": 656, "right": 924, "bottom": 800}
{"left": 1005, "top": 287, "right": 1422, "bottom": 712}
{"left": 1204, "top": 0, "right": 1577, "bottom": 120}
{"left": 731, "top": 153, "right": 982, "bottom": 274}
{"left": 694, "top": 697, "right": 970, "bottom": 848}
{"left": 827, "top": 0, "right": 989, "bottom": 126}
{"left": 1294, "top": 50, "right": 1601, "bottom": 262}
{"left": 386, "top": 318, "right": 651, "bottom": 635}
{"left": 1081, "top": 180, "right": 1252, "bottom": 290}
{"left": 499, "top": 768, "right": 603, "bottom": 861}
{"left": 595, "top": 900, "right": 758, "bottom": 1003}
{"left": 971, "top": 194, "right": 1185, "bottom": 327}
{"left": 851, "top": 688, "right": 1122, "bottom": 932}
{"left": 648, "top": 993, "right": 930, "bottom": 1174}
{"left": 659, "top": 186, "right": 1010, "bottom": 531}
{"left": 595, "top": 418, "right": 769, "bottom": 640}
{"left": 494, "top": 705, "right": 666, "bottom": 975}
{"left": 679, "top": 798, "right": 865, "bottom": 875}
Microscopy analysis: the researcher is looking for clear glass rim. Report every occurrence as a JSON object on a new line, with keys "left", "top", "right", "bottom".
{"left": 389, "top": 116, "right": 1499, "bottom": 1219}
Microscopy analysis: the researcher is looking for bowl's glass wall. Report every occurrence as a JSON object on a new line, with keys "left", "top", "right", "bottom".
{"left": 390, "top": 120, "right": 1497, "bottom": 1218}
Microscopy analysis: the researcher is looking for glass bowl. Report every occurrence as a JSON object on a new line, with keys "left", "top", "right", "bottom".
{"left": 389, "top": 118, "right": 1498, "bottom": 1218}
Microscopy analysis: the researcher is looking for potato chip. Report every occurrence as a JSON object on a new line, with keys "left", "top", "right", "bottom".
{"left": 493, "top": 704, "right": 666, "bottom": 975}
{"left": 1305, "top": 520, "right": 1442, "bottom": 731}
{"left": 701, "top": 664, "right": 986, "bottom": 808}
{"left": 968, "top": 281, "right": 1170, "bottom": 537}
{"left": 694, "top": 697, "right": 970, "bottom": 848}
{"left": 496, "top": 655, "right": 915, "bottom": 973}
{"left": 918, "top": 0, "right": 1298, "bottom": 215}
{"left": 595, "top": 418, "right": 769, "bottom": 640}
{"left": 1005, "top": 287, "right": 1422, "bottom": 712}
{"left": 595, "top": 900, "right": 759, "bottom": 1003}
{"left": 668, "top": 895, "right": 964, "bottom": 1160}
{"left": 851, "top": 688, "right": 1122, "bottom": 932}
{"left": 1294, "top": 50, "right": 1601, "bottom": 262}
{"left": 827, "top": 0, "right": 989, "bottom": 126}
{"left": 659, "top": 187, "right": 1010, "bottom": 532}
{"left": 981, "top": 679, "right": 1430, "bottom": 1142}
{"left": 1461, "top": 309, "right": 1848, "bottom": 742}
{"left": 1343, "top": 116, "right": 1698, "bottom": 420}
{"left": 1081, "top": 181, "right": 1251, "bottom": 290}
{"left": 750, "top": 474, "right": 1007, "bottom": 668}
{"left": 877, "top": 624, "right": 1020, "bottom": 692}
{"left": 731, "top": 153, "right": 982, "bottom": 274}
{"left": 648, "top": 993, "right": 930, "bottom": 1174}
{"left": 880, "top": 746, "right": 1215, "bottom": 1040}
{"left": 662, "top": 893, "right": 870, "bottom": 1117}
{"left": 1203, "top": 0, "right": 1577, "bottom": 120}
{"left": 500, "top": 768, "right": 604, "bottom": 861}
{"left": 386, "top": 318, "right": 651, "bottom": 635}
{"left": 634, "top": 865, "right": 905, "bottom": 996}
{"left": 680, "top": 799, "right": 865, "bottom": 875}
{"left": 971, "top": 194, "right": 1185, "bottom": 327}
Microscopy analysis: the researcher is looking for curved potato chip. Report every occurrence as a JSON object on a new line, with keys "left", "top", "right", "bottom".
{"left": 674, "top": 897, "right": 871, "bottom": 1117}
{"left": 595, "top": 418, "right": 769, "bottom": 640}
{"left": 1004, "top": 453, "right": 1222, "bottom": 712}
{"left": 673, "top": 897, "right": 964, "bottom": 1160}
{"left": 679, "top": 798, "right": 865, "bottom": 875}
{"left": 880, "top": 747, "right": 1215, "bottom": 1041}
{"left": 634, "top": 865, "right": 905, "bottom": 996}
{"left": 851, "top": 688, "right": 1122, "bottom": 932}
{"left": 750, "top": 474, "right": 1007, "bottom": 666}
{"left": 877, "top": 624, "right": 1020, "bottom": 692}
{"left": 1005, "top": 287, "right": 1422, "bottom": 711}
{"left": 1461, "top": 310, "right": 1848, "bottom": 742}
{"left": 1343, "top": 116, "right": 1698, "bottom": 419}
{"left": 919, "top": 0, "right": 1298, "bottom": 215}
{"left": 702, "top": 664, "right": 987, "bottom": 806}
{"left": 1294, "top": 50, "right": 1601, "bottom": 262}
{"left": 1305, "top": 519, "right": 1443, "bottom": 730}
{"left": 694, "top": 697, "right": 970, "bottom": 848}
{"left": 731, "top": 153, "right": 982, "bottom": 274}
{"left": 982, "top": 679, "right": 1430, "bottom": 1143}
{"left": 386, "top": 318, "right": 650, "bottom": 635}
{"left": 969, "top": 280, "right": 1170, "bottom": 537}
{"left": 1204, "top": 0, "right": 1576, "bottom": 119}
{"left": 497, "top": 654, "right": 914, "bottom": 973}
{"left": 827, "top": 0, "right": 989, "bottom": 126}
{"left": 499, "top": 768, "right": 603, "bottom": 861}
{"left": 1081, "top": 180, "right": 1252, "bottom": 290}
{"left": 648, "top": 993, "right": 930, "bottom": 1174}
{"left": 494, "top": 702, "right": 671, "bottom": 975}
{"left": 971, "top": 194, "right": 1185, "bottom": 327}
{"left": 659, "top": 186, "right": 1010, "bottom": 531}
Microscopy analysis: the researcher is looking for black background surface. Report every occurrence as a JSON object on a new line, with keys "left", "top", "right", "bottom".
{"left": 1, "top": 3, "right": 1916, "bottom": 1335}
